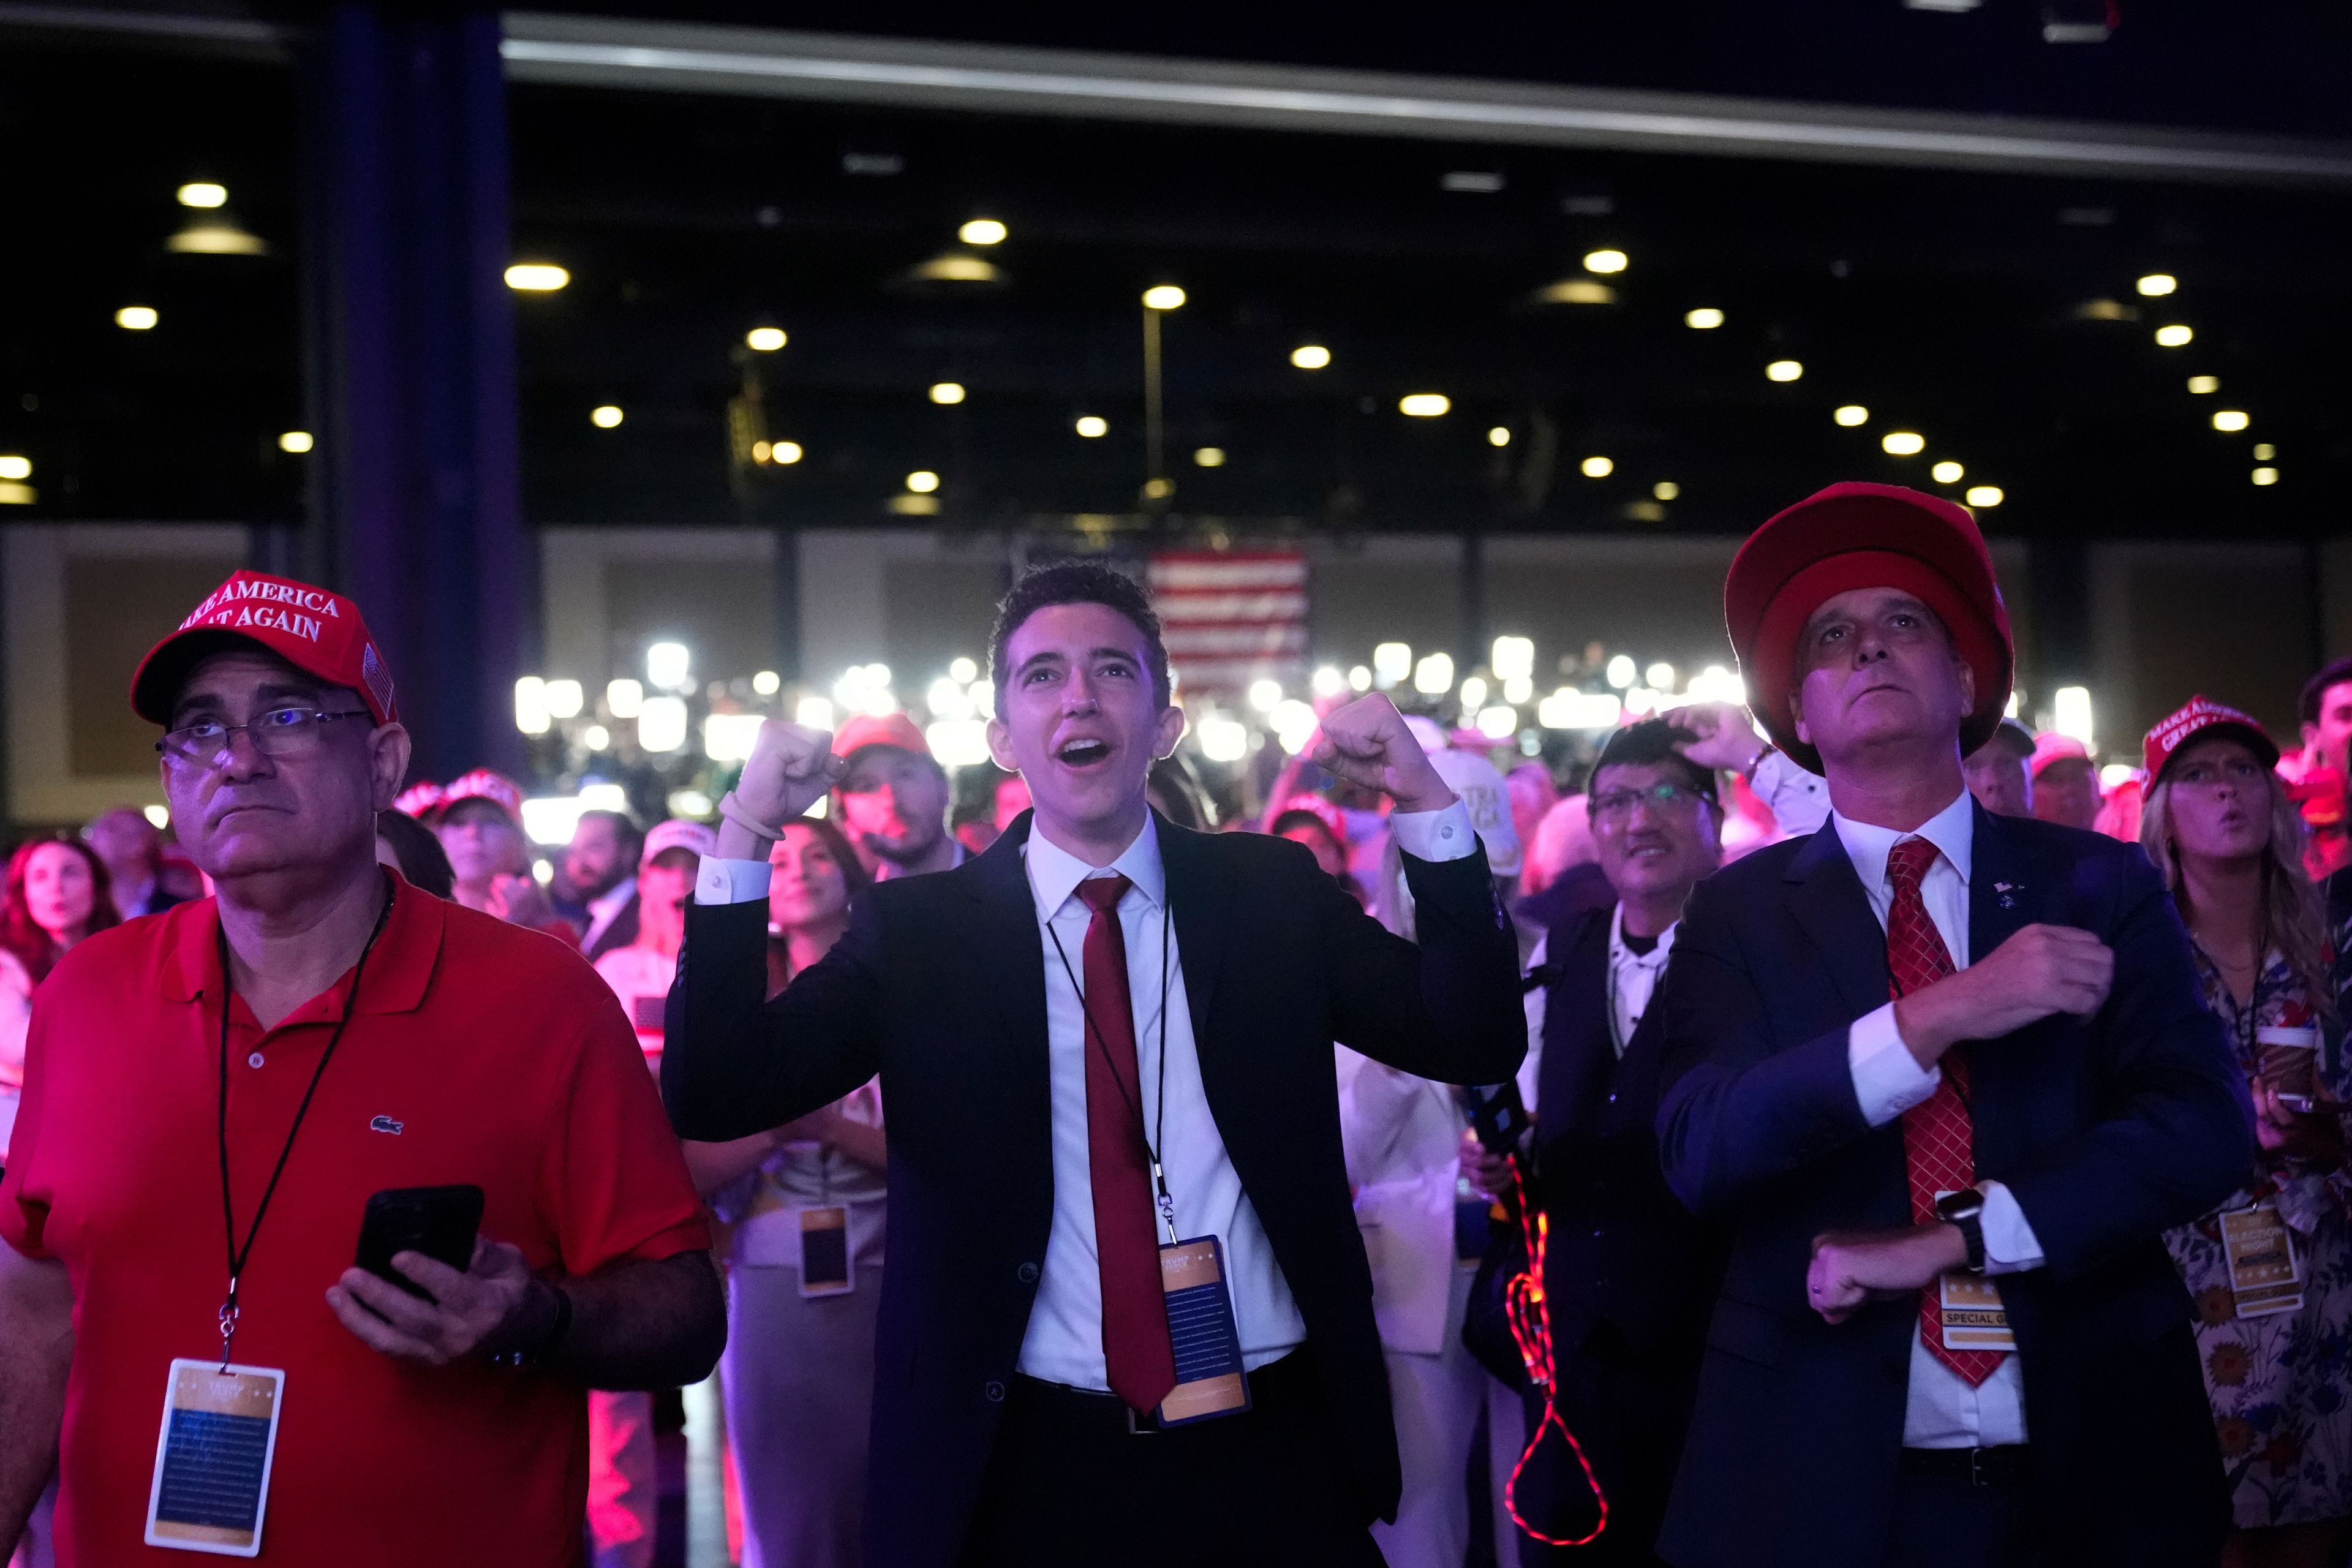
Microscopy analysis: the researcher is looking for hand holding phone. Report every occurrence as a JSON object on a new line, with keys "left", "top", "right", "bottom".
{"left": 353, "top": 1185, "right": 484, "bottom": 1300}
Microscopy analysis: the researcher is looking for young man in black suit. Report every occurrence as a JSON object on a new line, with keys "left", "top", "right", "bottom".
{"left": 664, "top": 562, "right": 1526, "bottom": 1568}
{"left": 1652, "top": 482, "right": 2252, "bottom": 1568}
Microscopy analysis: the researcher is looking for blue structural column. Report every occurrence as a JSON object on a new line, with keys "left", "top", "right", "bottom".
{"left": 293, "top": 5, "right": 527, "bottom": 782}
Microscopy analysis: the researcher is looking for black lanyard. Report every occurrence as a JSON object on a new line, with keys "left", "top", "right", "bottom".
{"left": 214, "top": 892, "right": 390, "bottom": 1367}
{"left": 1046, "top": 882, "right": 1177, "bottom": 1245}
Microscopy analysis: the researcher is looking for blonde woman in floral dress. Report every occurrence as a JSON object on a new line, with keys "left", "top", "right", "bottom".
{"left": 2142, "top": 699, "right": 2351, "bottom": 1568}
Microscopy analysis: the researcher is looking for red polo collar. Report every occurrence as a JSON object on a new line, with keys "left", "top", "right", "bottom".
{"left": 161, "top": 869, "right": 444, "bottom": 1017}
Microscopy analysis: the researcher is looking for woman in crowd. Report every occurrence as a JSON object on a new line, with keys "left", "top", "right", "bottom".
{"left": 423, "top": 771, "right": 574, "bottom": 941}
{"left": 2141, "top": 698, "right": 2352, "bottom": 1567}
{"left": 686, "top": 816, "right": 883, "bottom": 1568}
{"left": 0, "top": 837, "right": 118, "bottom": 1170}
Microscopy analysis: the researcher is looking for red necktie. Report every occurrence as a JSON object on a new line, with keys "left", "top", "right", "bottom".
{"left": 1885, "top": 836, "right": 2006, "bottom": 1387}
{"left": 1075, "top": 875, "right": 1178, "bottom": 1414}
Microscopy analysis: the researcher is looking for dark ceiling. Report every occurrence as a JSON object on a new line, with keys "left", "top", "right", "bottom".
{"left": 1, "top": 13, "right": 2348, "bottom": 543}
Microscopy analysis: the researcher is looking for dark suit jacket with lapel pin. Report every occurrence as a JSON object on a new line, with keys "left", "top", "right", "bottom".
{"left": 664, "top": 809, "right": 1526, "bottom": 1568}
{"left": 1651, "top": 803, "right": 2253, "bottom": 1568}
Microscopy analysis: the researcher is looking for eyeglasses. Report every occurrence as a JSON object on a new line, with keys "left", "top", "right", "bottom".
{"left": 157, "top": 707, "right": 373, "bottom": 766}
{"left": 1589, "top": 782, "right": 1710, "bottom": 821}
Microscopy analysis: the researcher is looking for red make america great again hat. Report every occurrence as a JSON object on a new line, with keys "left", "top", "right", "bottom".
{"left": 130, "top": 569, "right": 398, "bottom": 726}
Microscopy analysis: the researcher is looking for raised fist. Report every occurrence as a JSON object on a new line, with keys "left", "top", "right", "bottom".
{"left": 1665, "top": 701, "right": 1766, "bottom": 774}
{"left": 1307, "top": 695, "right": 1457, "bottom": 813}
{"left": 734, "top": 720, "right": 845, "bottom": 831}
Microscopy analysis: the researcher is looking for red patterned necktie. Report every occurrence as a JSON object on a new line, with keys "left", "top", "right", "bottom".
{"left": 1885, "top": 836, "right": 2006, "bottom": 1387}
{"left": 1075, "top": 875, "right": 1178, "bottom": 1414}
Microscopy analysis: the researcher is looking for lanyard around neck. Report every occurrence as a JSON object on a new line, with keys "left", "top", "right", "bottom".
{"left": 1046, "top": 883, "right": 1177, "bottom": 1245}
{"left": 214, "top": 891, "right": 391, "bottom": 1366}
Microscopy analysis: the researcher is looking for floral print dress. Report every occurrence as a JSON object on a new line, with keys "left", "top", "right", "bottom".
{"left": 2163, "top": 948, "right": 2352, "bottom": 1528}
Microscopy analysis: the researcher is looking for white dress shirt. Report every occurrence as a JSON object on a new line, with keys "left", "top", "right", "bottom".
{"left": 1606, "top": 905, "right": 1678, "bottom": 1057}
{"left": 695, "top": 799, "right": 1479, "bottom": 1394}
{"left": 581, "top": 875, "right": 637, "bottom": 954}
{"left": 1832, "top": 788, "right": 2045, "bottom": 1449}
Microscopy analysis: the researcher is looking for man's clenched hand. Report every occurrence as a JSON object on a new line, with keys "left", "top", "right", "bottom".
{"left": 1307, "top": 695, "right": 1456, "bottom": 813}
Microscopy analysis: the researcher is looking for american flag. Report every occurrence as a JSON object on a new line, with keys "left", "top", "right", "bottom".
{"left": 1146, "top": 550, "right": 1310, "bottom": 698}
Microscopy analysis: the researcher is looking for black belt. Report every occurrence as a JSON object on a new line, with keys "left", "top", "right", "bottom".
{"left": 1014, "top": 1350, "right": 1303, "bottom": 1436}
{"left": 1899, "top": 1445, "right": 2031, "bottom": 1488}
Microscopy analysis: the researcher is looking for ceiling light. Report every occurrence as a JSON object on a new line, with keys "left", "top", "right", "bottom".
{"left": 2071, "top": 299, "right": 2135, "bottom": 322}
{"left": 1534, "top": 279, "right": 1615, "bottom": 306}
{"left": 1581, "top": 456, "right": 1613, "bottom": 478}
{"left": 2136, "top": 273, "right": 2177, "bottom": 296}
{"left": 590, "top": 405, "right": 622, "bottom": 428}
{"left": 1765, "top": 360, "right": 1804, "bottom": 382}
{"left": 772, "top": 441, "right": 803, "bottom": 464}
{"left": 2253, "top": 467, "right": 2279, "bottom": 486}
{"left": 1194, "top": 447, "right": 1226, "bottom": 468}
{"left": 746, "top": 326, "right": 787, "bottom": 352}
{"left": 1931, "top": 460, "right": 1964, "bottom": 483}
{"left": 1834, "top": 404, "right": 1869, "bottom": 426}
{"left": 2254, "top": 443, "right": 2276, "bottom": 461}
{"left": 2154, "top": 323, "right": 2193, "bottom": 347}
{"left": 167, "top": 211, "right": 268, "bottom": 255}
{"left": 1441, "top": 171, "right": 1505, "bottom": 193}
{"left": 1684, "top": 307, "right": 1725, "bottom": 329}
{"left": 1075, "top": 415, "right": 1107, "bottom": 438}
{"left": 1882, "top": 431, "right": 1925, "bottom": 455}
{"left": 1488, "top": 426, "right": 1511, "bottom": 447}
{"left": 1291, "top": 344, "right": 1331, "bottom": 369}
{"left": 0, "top": 456, "right": 29, "bottom": 481}
{"left": 1583, "top": 249, "right": 1629, "bottom": 274}
{"left": 929, "top": 382, "right": 966, "bottom": 404}
{"left": 504, "top": 263, "right": 570, "bottom": 292}
{"left": 278, "top": 431, "right": 312, "bottom": 454}
{"left": 2187, "top": 375, "right": 2219, "bottom": 394}
{"left": 751, "top": 440, "right": 772, "bottom": 462}
{"left": 1398, "top": 393, "right": 1450, "bottom": 417}
{"left": 115, "top": 306, "right": 158, "bottom": 330}
{"left": 1142, "top": 285, "right": 1186, "bottom": 311}
{"left": 2212, "top": 409, "right": 2249, "bottom": 432}
{"left": 176, "top": 182, "right": 227, "bottom": 208}
{"left": 905, "top": 470, "right": 940, "bottom": 494}
{"left": 958, "top": 217, "right": 1007, "bottom": 246}
{"left": 1964, "top": 484, "right": 2003, "bottom": 507}
{"left": 1653, "top": 481, "right": 1679, "bottom": 500}
{"left": 897, "top": 253, "right": 1003, "bottom": 287}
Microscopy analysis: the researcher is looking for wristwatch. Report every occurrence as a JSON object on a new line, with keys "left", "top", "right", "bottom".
{"left": 1934, "top": 1188, "right": 1987, "bottom": 1273}
{"left": 488, "top": 1280, "right": 573, "bottom": 1370}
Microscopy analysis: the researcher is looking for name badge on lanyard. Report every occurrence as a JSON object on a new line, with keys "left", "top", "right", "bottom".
{"left": 1154, "top": 1236, "right": 1253, "bottom": 1427}
{"left": 145, "top": 1361, "right": 286, "bottom": 1557}
{"left": 2221, "top": 1203, "right": 2305, "bottom": 1317}
{"left": 797, "top": 1205, "right": 854, "bottom": 1297}
{"left": 1939, "top": 1273, "right": 2018, "bottom": 1353}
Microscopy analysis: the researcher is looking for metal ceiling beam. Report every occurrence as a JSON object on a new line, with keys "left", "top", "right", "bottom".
{"left": 500, "top": 11, "right": 2352, "bottom": 187}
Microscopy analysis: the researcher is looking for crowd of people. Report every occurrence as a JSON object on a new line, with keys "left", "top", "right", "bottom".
{"left": 3, "top": 480, "right": 2351, "bottom": 1567}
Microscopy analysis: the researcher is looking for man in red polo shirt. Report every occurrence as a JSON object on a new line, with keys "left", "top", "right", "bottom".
{"left": 0, "top": 570, "right": 722, "bottom": 1566}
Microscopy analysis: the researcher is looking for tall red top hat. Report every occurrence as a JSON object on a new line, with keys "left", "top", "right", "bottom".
{"left": 1725, "top": 482, "right": 2013, "bottom": 775}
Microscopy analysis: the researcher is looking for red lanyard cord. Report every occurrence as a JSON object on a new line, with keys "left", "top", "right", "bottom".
{"left": 1500, "top": 1151, "right": 1609, "bottom": 1549}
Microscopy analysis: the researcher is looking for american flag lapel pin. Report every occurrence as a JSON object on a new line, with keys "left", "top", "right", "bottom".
{"left": 1994, "top": 881, "right": 2021, "bottom": 910}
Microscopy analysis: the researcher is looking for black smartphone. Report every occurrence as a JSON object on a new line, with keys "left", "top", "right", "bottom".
{"left": 355, "top": 1185, "right": 484, "bottom": 1300}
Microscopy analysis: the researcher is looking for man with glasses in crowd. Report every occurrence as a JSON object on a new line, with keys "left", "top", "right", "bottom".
{"left": 1465, "top": 718, "right": 1729, "bottom": 1565}
{"left": 0, "top": 570, "right": 722, "bottom": 1567}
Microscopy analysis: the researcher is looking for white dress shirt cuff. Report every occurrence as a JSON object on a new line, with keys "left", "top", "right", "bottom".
{"left": 1977, "top": 1182, "right": 2046, "bottom": 1274}
{"left": 1389, "top": 799, "right": 1479, "bottom": 863}
{"left": 695, "top": 856, "right": 772, "bottom": 905}
{"left": 1848, "top": 1003, "right": 1942, "bottom": 1127}
{"left": 1753, "top": 748, "right": 1831, "bottom": 837}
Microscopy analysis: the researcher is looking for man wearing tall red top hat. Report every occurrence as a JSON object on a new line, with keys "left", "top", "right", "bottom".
{"left": 0, "top": 569, "right": 720, "bottom": 1567}
{"left": 1651, "top": 484, "right": 2252, "bottom": 1567}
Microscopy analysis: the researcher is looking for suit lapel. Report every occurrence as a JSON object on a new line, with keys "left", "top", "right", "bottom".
{"left": 1155, "top": 812, "right": 1229, "bottom": 1053}
{"left": 1966, "top": 803, "right": 2035, "bottom": 968}
{"left": 963, "top": 814, "right": 1052, "bottom": 1078}
{"left": 1784, "top": 823, "right": 1895, "bottom": 1020}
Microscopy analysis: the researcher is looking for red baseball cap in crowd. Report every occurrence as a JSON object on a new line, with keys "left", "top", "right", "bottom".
{"left": 130, "top": 568, "right": 397, "bottom": 727}
{"left": 641, "top": 818, "right": 718, "bottom": 868}
{"left": 391, "top": 782, "right": 447, "bottom": 820}
{"left": 832, "top": 711, "right": 932, "bottom": 762}
{"left": 435, "top": 769, "right": 527, "bottom": 825}
{"left": 1725, "top": 481, "right": 2013, "bottom": 775}
{"left": 2143, "top": 696, "right": 2278, "bottom": 785}
{"left": 2029, "top": 731, "right": 2091, "bottom": 779}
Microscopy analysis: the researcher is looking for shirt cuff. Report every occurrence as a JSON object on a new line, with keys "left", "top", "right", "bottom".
{"left": 1977, "top": 1182, "right": 2046, "bottom": 1274}
{"left": 694, "top": 856, "right": 772, "bottom": 905}
{"left": 1389, "top": 799, "right": 1479, "bottom": 863}
{"left": 1848, "top": 1003, "right": 1942, "bottom": 1127}
{"left": 1753, "top": 749, "right": 1831, "bottom": 837}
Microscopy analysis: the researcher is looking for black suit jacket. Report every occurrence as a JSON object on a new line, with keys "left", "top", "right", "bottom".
{"left": 1534, "top": 902, "right": 1721, "bottom": 1366}
{"left": 1653, "top": 806, "right": 2252, "bottom": 1568}
{"left": 664, "top": 810, "right": 1525, "bottom": 1568}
